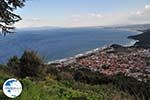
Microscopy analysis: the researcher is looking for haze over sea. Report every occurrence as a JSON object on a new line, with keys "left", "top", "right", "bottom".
{"left": 0, "top": 27, "right": 138, "bottom": 63}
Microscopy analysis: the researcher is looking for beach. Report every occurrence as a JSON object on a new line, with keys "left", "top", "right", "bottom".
{"left": 47, "top": 29, "right": 142, "bottom": 65}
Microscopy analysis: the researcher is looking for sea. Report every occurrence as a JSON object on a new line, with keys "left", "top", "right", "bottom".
{"left": 0, "top": 27, "right": 138, "bottom": 63}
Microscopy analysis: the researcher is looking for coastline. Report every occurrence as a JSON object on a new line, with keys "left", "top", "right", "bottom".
{"left": 128, "top": 29, "right": 150, "bottom": 48}
{"left": 47, "top": 45, "right": 110, "bottom": 65}
{"left": 47, "top": 29, "right": 141, "bottom": 65}
{"left": 113, "top": 28, "right": 143, "bottom": 34}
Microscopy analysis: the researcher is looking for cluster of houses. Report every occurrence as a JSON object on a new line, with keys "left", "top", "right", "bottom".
{"left": 48, "top": 45, "right": 150, "bottom": 82}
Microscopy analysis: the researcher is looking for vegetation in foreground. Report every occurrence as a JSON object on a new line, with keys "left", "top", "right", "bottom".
{"left": 0, "top": 50, "right": 149, "bottom": 100}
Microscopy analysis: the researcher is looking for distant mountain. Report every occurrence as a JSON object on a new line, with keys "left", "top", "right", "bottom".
{"left": 109, "top": 24, "right": 150, "bottom": 31}
{"left": 16, "top": 24, "right": 150, "bottom": 32}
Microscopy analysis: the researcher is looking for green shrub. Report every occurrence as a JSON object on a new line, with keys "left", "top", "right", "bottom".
{"left": 7, "top": 50, "right": 47, "bottom": 78}
{"left": 7, "top": 56, "right": 20, "bottom": 77}
{"left": 57, "top": 72, "right": 73, "bottom": 81}
{"left": 20, "top": 50, "right": 46, "bottom": 78}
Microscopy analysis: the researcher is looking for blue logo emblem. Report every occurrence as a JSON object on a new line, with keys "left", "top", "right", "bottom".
{"left": 3, "top": 78, "right": 22, "bottom": 98}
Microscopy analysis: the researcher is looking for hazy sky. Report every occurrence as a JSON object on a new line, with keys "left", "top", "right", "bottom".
{"left": 15, "top": 0, "right": 150, "bottom": 28}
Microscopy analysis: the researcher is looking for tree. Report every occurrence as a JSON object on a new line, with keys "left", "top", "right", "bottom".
{"left": 0, "top": 0, "right": 25, "bottom": 36}
{"left": 7, "top": 56, "right": 20, "bottom": 76}
{"left": 20, "top": 50, "right": 46, "bottom": 78}
{"left": 7, "top": 51, "right": 47, "bottom": 78}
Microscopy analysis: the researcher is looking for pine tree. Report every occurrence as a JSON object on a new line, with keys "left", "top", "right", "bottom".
{"left": 0, "top": 0, "right": 25, "bottom": 36}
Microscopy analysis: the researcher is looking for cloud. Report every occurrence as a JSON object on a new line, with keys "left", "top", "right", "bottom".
{"left": 66, "top": 13, "right": 104, "bottom": 27}
{"left": 15, "top": 18, "right": 47, "bottom": 28}
{"left": 15, "top": 18, "right": 62, "bottom": 28}
{"left": 128, "top": 5, "right": 150, "bottom": 24}
{"left": 88, "top": 13, "right": 103, "bottom": 18}
{"left": 15, "top": 5, "right": 150, "bottom": 28}
{"left": 145, "top": 5, "right": 150, "bottom": 9}
{"left": 67, "top": 5, "right": 150, "bottom": 27}
{"left": 64, "top": 13, "right": 131, "bottom": 27}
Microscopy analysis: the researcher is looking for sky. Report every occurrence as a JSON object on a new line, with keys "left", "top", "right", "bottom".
{"left": 15, "top": 0, "right": 150, "bottom": 28}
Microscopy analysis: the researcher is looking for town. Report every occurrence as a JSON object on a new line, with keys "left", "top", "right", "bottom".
{"left": 49, "top": 44, "right": 150, "bottom": 82}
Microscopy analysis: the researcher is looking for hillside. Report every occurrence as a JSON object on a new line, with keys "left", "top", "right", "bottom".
{"left": 0, "top": 67, "right": 134, "bottom": 100}
{"left": 0, "top": 48, "right": 150, "bottom": 100}
{"left": 128, "top": 30, "right": 150, "bottom": 47}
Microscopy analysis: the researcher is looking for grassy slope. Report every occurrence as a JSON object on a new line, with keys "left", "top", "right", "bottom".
{"left": 0, "top": 69, "right": 134, "bottom": 100}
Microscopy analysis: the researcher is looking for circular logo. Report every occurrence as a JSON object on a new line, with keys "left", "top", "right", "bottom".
{"left": 3, "top": 78, "right": 22, "bottom": 98}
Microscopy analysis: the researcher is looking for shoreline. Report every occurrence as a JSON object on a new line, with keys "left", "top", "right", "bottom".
{"left": 47, "top": 29, "right": 142, "bottom": 65}
{"left": 47, "top": 45, "right": 109, "bottom": 65}
{"left": 128, "top": 29, "right": 150, "bottom": 48}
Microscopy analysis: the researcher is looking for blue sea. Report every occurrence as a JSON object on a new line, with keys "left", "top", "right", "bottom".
{"left": 0, "top": 27, "right": 138, "bottom": 63}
